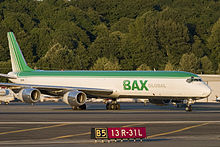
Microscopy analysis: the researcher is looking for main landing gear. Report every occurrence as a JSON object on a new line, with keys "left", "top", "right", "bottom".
{"left": 106, "top": 98, "right": 120, "bottom": 110}
{"left": 72, "top": 104, "right": 87, "bottom": 110}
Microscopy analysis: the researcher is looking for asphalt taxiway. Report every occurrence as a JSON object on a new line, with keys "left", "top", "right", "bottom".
{"left": 0, "top": 102, "right": 220, "bottom": 147}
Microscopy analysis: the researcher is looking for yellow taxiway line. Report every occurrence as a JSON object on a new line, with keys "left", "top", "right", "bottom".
{"left": 0, "top": 122, "right": 209, "bottom": 140}
{"left": 50, "top": 122, "right": 209, "bottom": 140}
{"left": 148, "top": 123, "right": 209, "bottom": 138}
{"left": 50, "top": 123, "right": 144, "bottom": 140}
{"left": 0, "top": 123, "right": 68, "bottom": 135}
{"left": 50, "top": 132, "right": 91, "bottom": 140}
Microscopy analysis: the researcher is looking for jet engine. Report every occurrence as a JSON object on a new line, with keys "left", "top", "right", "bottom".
{"left": 0, "top": 89, "right": 10, "bottom": 96}
{"left": 149, "top": 99, "right": 171, "bottom": 106}
{"left": 62, "top": 91, "right": 87, "bottom": 107}
{"left": 18, "top": 88, "right": 41, "bottom": 103}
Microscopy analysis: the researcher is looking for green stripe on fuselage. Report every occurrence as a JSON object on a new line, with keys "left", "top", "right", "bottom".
{"left": 17, "top": 71, "right": 199, "bottom": 78}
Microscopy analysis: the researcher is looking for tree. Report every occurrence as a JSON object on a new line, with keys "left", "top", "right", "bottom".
{"left": 29, "top": 28, "right": 53, "bottom": 60}
{"left": 73, "top": 42, "right": 90, "bottom": 70}
{"left": 217, "top": 63, "right": 220, "bottom": 74}
{"left": 111, "top": 17, "right": 134, "bottom": 33}
{"left": 0, "top": 61, "right": 11, "bottom": 82}
{"left": 201, "top": 56, "right": 213, "bottom": 74}
{"left": 0, "top": 0, "right": 220, "bottom": 72}
{"left": 90, "top": 57, "right": 120, "bottom": 70}
{"left": 0, "top": 44, "right": 9, "bottom": 61}
{"left": 136, "top": 64, "right": 151, "bottom": 71}
{"left": 121, "top": 11, "right": 167, "bottom": 70}
{"left": 88, "top": 30, "right": 124, "bottom": 66}
{"left": 164, "top": 62, "right": 174, "bottom": 71}
{"left": 52, "top": 21, "right": 90, "bottom": 49}
{"left": 37, "top": 42, "right": 74, "bottom": 70}
{"left": 192, "top": 35, "right": 205, "bottom": 58}
{"left": 208, "top": 18, "right": 220, "bottom": 71}
{"left": 157, "top": 18, "right": 191, "bottom": 66}
{"left": 94, "top": 23, "right": 109, "bottom": 37}
{"left": 179, "top": 53, "right": 199, "bottom": 73}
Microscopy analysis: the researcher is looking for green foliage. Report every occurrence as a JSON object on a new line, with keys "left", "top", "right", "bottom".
{"left": 192, "top": 35, "right": 205, "bottom": 58}
{"left": 136, "top": 64, "right": 151, "bottom": 71}
{"left": 0, "top": 0, "right": 219, "bottom": 73}
{"left": 201, "top": 56, "right": 213, "bottom": 74}
{"left": 37, "top": 42, "right": 74, "bottom": 70}
{"left": 94, "top": 23, "right": 109, "bottom": 37}
{"left": 164, "top": 62, "right": 174, "bottom": 71}
{"left": 179, "top": 53, "right": 199, "bottom": 73}
{"left": 73, "top": 42, "right": 90, "bottom": 70}
{"left": 0, "top": 44, "right": 9, "bottom": 61}
{"left": 29, "top": 28, "right": 53, "bottom": 60}
{"left": 90, "top": 57, "right": 121, "bottom": 70}
{"left": 0, "top": 61, "right": 11, "bottom": 82}
{"left": 208, "top": 18, "right": 220, "bottom": 71}
{"left": 217, "top": 64, "right": 220, "bottom": 74}
{"left": 111, "top": 17, "right": 134, "bottom": 33}
{"left": 88, "top": 30, "right": 124, "bottom": 65}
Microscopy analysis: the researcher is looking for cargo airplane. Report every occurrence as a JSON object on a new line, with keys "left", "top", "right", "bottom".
{"left": 0, "top": 32, "right": 211, "bottom": 111}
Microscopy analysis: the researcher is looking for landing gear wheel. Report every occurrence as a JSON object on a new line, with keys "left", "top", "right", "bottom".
{"left": 110, "top": 103, "right": 116, "bottom": 110}
{"left": 72, "top": 104, "right": 87, "bottom": 110}
{"left": 106, "top": 102, "right": 120, "bottom": 110}
{"left": 106, "top": 103, "right": 110, "bottom": 110}
{"left": 185, "top": 105, "right": 192, "bottom": 112}
{"left": 79, "top": 104, "right": 86, "bottom": 110}
{"left": 72, "top": 106, "right": 78, "bottom": 110}
{"left": 116, "top": 103, "right": 120, "bottom": 110}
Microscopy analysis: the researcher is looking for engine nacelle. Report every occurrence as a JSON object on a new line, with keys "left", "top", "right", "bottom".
{"left": 149, "top": 99, "right": 171, "bottom": 106}
{"left": 63, "top": 91, "right": 87, "bottom": 107}
{"left": 0, "top": 89, "right": 10, "bottom": 96}
{"left": 18, "top": 88, "right": 41, "bottom": 103}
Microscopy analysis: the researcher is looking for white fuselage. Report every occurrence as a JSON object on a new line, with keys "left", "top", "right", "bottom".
{"left": 10, "top": 76, "right": 211, "bottom": 99}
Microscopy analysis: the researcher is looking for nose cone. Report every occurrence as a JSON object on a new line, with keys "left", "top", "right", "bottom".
{"left": 202, "top": 85, "right": 212, "bottom": 98}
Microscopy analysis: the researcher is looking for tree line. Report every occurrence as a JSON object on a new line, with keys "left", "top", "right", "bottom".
{"left": 0, "top": 0, "right": 220, "bottom": 81}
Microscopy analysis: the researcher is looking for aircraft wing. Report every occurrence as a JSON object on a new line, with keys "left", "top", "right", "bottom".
{"left": 0, "top": 74, "right": 17, "bottom": 79}
{"left": 0, "top": 82, "right": 113, "bottom": 97}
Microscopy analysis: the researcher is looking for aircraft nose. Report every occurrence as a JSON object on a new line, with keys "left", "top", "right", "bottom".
{"left": 203, "top": 85, "right": 212, "bottom": 97}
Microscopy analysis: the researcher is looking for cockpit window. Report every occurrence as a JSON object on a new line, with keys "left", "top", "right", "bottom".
{"left": 186, "top": 77, "right": 202, "bottom": 83}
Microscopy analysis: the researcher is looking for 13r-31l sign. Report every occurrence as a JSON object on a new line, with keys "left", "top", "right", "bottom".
{"left": 91, "top": 127, "right": 146, "bottom": 139}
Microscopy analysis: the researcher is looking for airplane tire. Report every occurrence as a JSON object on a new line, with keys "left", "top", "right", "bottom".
{"left": 106, "top": 103, "right": 120, "bottom": 110}
{"left": 116, "top": 103, "right": 120, "bottom": 110}
{"left": 106, "top": 103, "right": 110, "bottom": 110}
{"left": 72, "top": 106, "right": 78, "bottom": 110}
{"left": 79, "top": 104, "right": 86, "bottom": 110}
{"left": 110, "top": 103, "right": 116, "bottom": 110}
{"left": 185, "top": 105, "right": 192, "bottom": 112}
{"left": 72, "top": 104, "right": 87, "bottom": 110}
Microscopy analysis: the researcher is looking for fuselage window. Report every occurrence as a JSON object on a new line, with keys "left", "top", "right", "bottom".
{"left": 186, "top": 77, "right": 202, "bottom": 83}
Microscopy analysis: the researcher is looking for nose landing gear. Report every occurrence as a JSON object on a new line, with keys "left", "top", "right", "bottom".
{"left": 185, "top": 105, "right": 192, "bottom": 112}
{"left": 185, "top": 99, "right": 195, "bottom": 112}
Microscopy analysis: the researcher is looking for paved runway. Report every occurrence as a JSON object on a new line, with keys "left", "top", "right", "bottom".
{"left": 0, "top": 102, "right": 220, "bottom": 147}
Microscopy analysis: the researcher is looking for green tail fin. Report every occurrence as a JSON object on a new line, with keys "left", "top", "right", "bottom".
{"left": 7, "top": 32, "right": 34, "bottom": 72}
